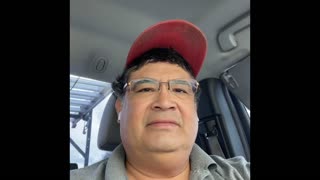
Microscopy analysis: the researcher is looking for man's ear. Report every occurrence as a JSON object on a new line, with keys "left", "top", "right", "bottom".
{"left": 115, "top": 98, "right": 122, "bottom": 114}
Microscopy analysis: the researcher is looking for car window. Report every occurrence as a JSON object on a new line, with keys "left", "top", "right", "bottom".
{"left": 245, "top": 106, "right": 250, "bottom": 117}
{"left": 70, "top": 75, "right": 112, "bottom": 168}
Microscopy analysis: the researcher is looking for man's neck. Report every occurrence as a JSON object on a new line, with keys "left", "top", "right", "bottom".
{"left": 125, "top": 150, "right": 191, "bottom": 180}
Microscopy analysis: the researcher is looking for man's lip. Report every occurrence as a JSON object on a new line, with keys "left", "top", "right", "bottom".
{"left": 147, "top": 120, "right": 179, "bottom": 126}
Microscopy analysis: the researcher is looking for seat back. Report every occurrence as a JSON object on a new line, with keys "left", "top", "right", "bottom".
{"left": 97, "top": 93, "right": 121, "bottom": 151}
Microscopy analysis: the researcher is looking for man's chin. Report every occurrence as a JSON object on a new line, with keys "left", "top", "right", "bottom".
{"left": 147, "top": 146, "right": 179, "bottom": 153}
{"left": 145, "top": 142, "right": 189, "bottom": 153}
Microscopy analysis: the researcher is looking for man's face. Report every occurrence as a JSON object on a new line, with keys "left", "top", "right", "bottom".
{"left": 116, "top": 62, "right": 199, "bottom": 154}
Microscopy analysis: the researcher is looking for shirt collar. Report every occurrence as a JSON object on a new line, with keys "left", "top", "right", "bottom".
{"left": 189, "top": 143, "right": 218, "bottom": 179}
{"left": 105, "top": 144, "right": 127, "bottom": 180}
{"left": 105, "top": 143, "right": 217, "bottom": 180}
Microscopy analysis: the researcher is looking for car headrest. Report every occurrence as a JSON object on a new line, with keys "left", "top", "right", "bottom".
{"left": 97, "top": 93, "right": 121, "bottom": 151}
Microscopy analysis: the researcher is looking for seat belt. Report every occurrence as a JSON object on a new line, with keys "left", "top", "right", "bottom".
{"left": 198, "top": 115, "right": 225, "bottom": 158}
{"left": 207, "top": 131, "right": 225, "bottom": 158}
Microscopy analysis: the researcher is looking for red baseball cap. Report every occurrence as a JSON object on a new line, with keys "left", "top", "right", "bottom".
{"left": 126, "top": 19, "right": 207, "bottom": 77}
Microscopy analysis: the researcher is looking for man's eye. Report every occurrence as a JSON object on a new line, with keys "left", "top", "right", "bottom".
{"left": 136, "top": 88, "right": 156, "bottom": 93}
{"left": 172, "top": 88, "right": 188, "bottom": 94}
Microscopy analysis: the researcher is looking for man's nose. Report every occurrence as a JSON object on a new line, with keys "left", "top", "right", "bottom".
{"left": 151, "top": 83, "right": 177, "bottom": 111}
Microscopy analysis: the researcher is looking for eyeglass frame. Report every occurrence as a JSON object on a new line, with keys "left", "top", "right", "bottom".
{"left": 123, "top": 77, "right": 200, "bottom": 96}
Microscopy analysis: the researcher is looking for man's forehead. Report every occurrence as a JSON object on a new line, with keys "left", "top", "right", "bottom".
{"left": 128, "top": 62, "right": 192, "bottom": 80}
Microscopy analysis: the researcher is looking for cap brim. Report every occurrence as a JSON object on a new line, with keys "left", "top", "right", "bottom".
{"left": 126, "top": 19, "right": 207, "bottom": 77}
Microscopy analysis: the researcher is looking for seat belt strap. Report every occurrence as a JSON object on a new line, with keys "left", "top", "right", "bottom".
{"left": 199, "top": 115, "right": 225, "bottom": 158}
{"left": 206, "top": 131, "right": 225, "bottom": 158}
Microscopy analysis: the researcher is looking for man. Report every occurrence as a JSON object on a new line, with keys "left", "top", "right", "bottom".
{"left": 71, "top": 19, "right": 250, "bottom": 180}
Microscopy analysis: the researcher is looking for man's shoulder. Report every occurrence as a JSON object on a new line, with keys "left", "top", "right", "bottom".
{"left": 210, "top": 155, "right": 250, "bottom": 179}
{"left": 212, "top": 155, "right": 250, "bottom": 167}
{"left": 70, "top": 158, "right": 109, "bottom": 180}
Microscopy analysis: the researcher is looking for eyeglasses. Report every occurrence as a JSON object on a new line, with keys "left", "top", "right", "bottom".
{"left": 123, "top": 78, "right": 199, "bottom": 98}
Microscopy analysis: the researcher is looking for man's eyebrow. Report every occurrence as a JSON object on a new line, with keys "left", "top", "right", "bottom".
{"left": 129, "top": 77, "right": 158, "bottom": 81}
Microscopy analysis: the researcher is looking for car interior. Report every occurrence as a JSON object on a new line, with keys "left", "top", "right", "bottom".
{"left": 70, "top": 0, "right": 250, "bottom": 170}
